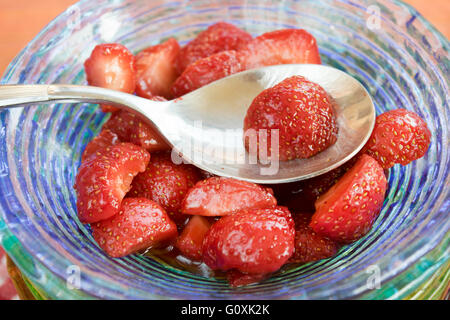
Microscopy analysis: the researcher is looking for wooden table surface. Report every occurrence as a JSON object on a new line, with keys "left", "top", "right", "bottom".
{"left": 0, "top": 0, "right": 448, "bottom": 74}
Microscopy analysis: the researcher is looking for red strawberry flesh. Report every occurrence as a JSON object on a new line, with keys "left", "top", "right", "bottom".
{"left": 270, "top": 157, "right": 358, "bottom": 212}
{"left": 81, "top": 129, "right": 120, "bottom": 163}
{"left": 175, "top": 215, "right": 211, "bottom": 261}
{"left": 311, "top": 154, "right": 387, "bottom": 243}
{"left": 171, "top": 50, "right": 244, "bottom": 97}
{"left": 362, "top": 109, "right": 431, "bottom": 169}
{"left": 75, "top": 143, "right": 150, "bottom": 224}
{"left": 244, "top": 75, "right": 338, "bottom": 161}
{"left": 103, "top": 109, "right": 170, "bottom": 152}
{"left": 226, "top": 270, "right": 268, "bottom": 287}
{"left": 128, "top": 151, "right": 201, "bottom": 223}
{"left": 176, "top": 21, "right": 252, "bottom": 73}
{"left": 240, "top": 29, "right": 321, "bottom": 70}
{"left": 84, "top": 43, "right": 136, "bottom": 113}
{"left": 135, "top": 38, "right": 180, "bottom": 99}
{"left": 92, "top": 198, "right": 177, "bottom": 257}
{"left": 181, "top": 177, "right": 277, "bottom": 216}
{"left": 202, "top": 206, "right": 295, "bottom": 274}
{"left": 289, "top": 213, "right": 341, "bottom": 264}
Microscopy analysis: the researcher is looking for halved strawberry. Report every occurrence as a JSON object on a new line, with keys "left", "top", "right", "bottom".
{"left": 91, "top": 198, "right": 178, "bottom": 258}
{"left": 75, "top": 143, "right": 150, "bottom": 224}
{"left": 289, "top": 213, "right": 341, "bottom": 264}
{"left": 243, "top": 75, "right": 338, "bottom": 161}
{"left": 176, "top": 22, "right": 252, "bottom": 73}
{"left": 81, "top": 129, "right": 120, "bottom": 163}
{"left": 128, "top": 151, "right": 201, "bottom": 223}
{"left": 84, "top": 43, "right": 136, "bottom": 113}
{"left": 362, "top": 109, "right": 431, "bottom": 169}
{"left": 0, "top": 247, "right": 17, "bottom": 300}
{"left": 135, "top": 38, "right": 180, "bottom": 99}
{"left": 271, "top": 157, "right": 358, "bottom": 213}
{"left": 175, "top": 215, "right": 211, "bottom": 260}
{"left": 226, "top": 270, "right": 268, "bottom": 287}
{"left": 202, "top": 206, "right": 295, "bottom": 274}
{"left": 311, "top": 154, "right": 387, "bottom": 243}
{"left": 103, "top": 109, "right": 170, "bottom": 152}
{"left": 171, "top": 50, "right": 244, "bottom": 97}
{"left": 181, "top": 177, "right": 277, "bottom": 216}
{"left": 240, "top": 29, "right": 321, "bottom": 70}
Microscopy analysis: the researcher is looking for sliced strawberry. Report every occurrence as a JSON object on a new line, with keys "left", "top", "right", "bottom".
{"left": 135, "top": 38, "right": 180, "bottom": 99}
{"left": 271, "top": 157, "right": 358, "bottom": 212}
{"left": 103, "top": 108, "right": 170, "bottom": 152}
{"left": 226, "top": 270, "right": 268, "bottom": 287}
{"left": 202, "top": 206, "right": 295, "bottom": 274}
{"left": 171, "top": 50, "right": 244, "bottom": 97}
{"left": 289, "top": 213, "right": 341, "bottom": 264}
{"left": 84, "top": 43, "right": 136, "bottom": 113}
{"left": 91, "top": 198, "right": 178, "bottom": 257}
{"left": 128, "top": 151, "right": 201, "bottom": 223}
{"left": 311, "top": 154, "right": 387, "bottom": 243}
{"left": 181, "top": 177, "right": 277, "bottom": 216}
{"left": 240, "top": 29, "right": 321, "bottom": 70}
{"left": 175, "top": 215, "right": 211, "bottom": 260}
{"left": 0, "top": 247, "right": 18, "bottom": 300}
{"left": 362, "top": 109, "right": 431, "bottom": 169}
{"left": 176, "top": 22, "right": 252, "bottom": 73}
{"left": 75, "top": 143, "right": 150, "bottom": 224}
{"left": 244, "top": 75, "right": 338, "bottom": 161}
{"left": 81, "top": 129, "right": 120, "bottom": 163}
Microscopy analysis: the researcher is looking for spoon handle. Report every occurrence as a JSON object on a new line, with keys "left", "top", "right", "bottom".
{"left": 0, "top": 85, "right": 51, "bottom": 108}
{"left": 0, "top": 84, "right": 158, "bottom": 110}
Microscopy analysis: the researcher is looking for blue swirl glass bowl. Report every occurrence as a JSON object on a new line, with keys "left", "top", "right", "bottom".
{"left": 0, "top": 0, "right": 448, "bottom": 299}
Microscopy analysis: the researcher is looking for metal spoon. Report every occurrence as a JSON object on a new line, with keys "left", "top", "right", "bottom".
{"left": 0, "top": 64, "right": 375, "bottom": 184}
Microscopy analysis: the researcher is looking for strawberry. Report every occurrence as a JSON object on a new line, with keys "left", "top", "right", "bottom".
{"left": 84, "top": 43, "right": 136, "bottom": 113}
{"left": 171, "top": 50, "right": 244, "bottom": 97}
{"left": 243, "top": 75, "right": 338, "bottom": 161}
{"left": 175, "top": 215, "right": 211, "bottom": 260}
{"left": 103, "top": 108, "right": 170, "bottom": 152}
{"left": 128, "top": 151, "right": 201, "bottom": 223}
{"left": 310, "top": 154, "right": 387, "bottom": 243}
{"left": 135, "top": 38, "right": 180, "bottom": 99}
{"left": 362, "top": 109, "right": 431, "bottom": 169}
{"left": 240, "top": 29, "right": 321, "bottom": 70}
{"left": 202, "top": 206, "right": 295, "bottom": 274}
{"left": 226, "top": 270, "right": 268, "bottom": 287}
{"left": 91, "top": 198, "right": 178, "bottom": 258}
{"left": 75, "top": 143, "right": 150, "bottom": 224}
{"left": 0, "top": 248, "right": 18, "bottom": 300}
{"left": 289, "top": 213, "right": 341, "bottom": 264}
{"left": 181, "top": 177, "right": 277, "bottom": 216}
{"left": 81, "top": 129, "right": 120, "bottom": 162}
{"left": 271, "top": 157, "right": 358, "bottom": 213}
{"left": 176, "top": 22, "right": 252, "bottom": 73}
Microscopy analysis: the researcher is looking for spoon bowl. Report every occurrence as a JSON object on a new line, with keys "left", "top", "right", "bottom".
{"left": 0, "top": 64, "right": 375, "bottom": 183}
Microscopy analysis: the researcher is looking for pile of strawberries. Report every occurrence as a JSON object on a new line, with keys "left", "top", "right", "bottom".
{"left": 76, "top": 22, "right": 431, "bottom": 287}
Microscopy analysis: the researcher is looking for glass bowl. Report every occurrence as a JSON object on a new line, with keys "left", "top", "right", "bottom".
{"left": 0, "top": 0, "right": 448, "bottom": 299}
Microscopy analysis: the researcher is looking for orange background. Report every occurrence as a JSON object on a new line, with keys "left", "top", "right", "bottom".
{"left": 0, "top": 0, "right": 448, "bottom": 74}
